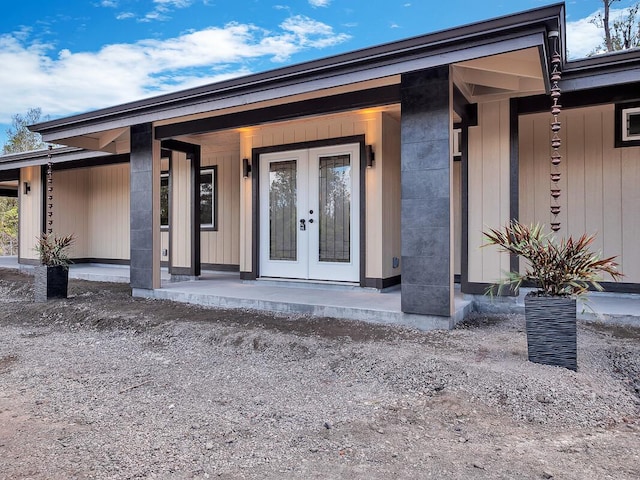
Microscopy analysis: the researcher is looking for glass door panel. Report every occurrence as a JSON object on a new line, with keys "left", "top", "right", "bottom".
{"left": 269, "top": 160, "right": 297, "bottom": 261}
{"left": 318, "top": 154, "right": 351, "bottom": 263}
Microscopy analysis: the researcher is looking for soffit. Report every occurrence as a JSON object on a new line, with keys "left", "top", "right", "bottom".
{"left": 452, "top": 47, "right": 546, "bottom": 103}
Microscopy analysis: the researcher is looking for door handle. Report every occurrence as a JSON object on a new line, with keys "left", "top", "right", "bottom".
{"left": 308, "top": 218, "right": 314, "bottom": 224}
{"left": 299, "top": 219, "right": 306, "bottom": 231}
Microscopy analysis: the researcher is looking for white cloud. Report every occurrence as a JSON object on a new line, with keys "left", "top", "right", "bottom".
{"left": 566, "top": 6, "right": 636, "bottom": 59}
{"left": 566, "top": 11, "right": 602, "bottom": 58}
{"left": 137, "top": 0, "right": 193, "bottom": 22}
{"left": 309, "top": 0, "right": 331, "bottom": 7}
{"left": 100, "top": 0, "right": 118, "bottom": 7}
{"left": 116, "top": 12, "right": 135, "bottom": 20}
{"left": 0, "top": 17, "right": 350, "bottom": 124}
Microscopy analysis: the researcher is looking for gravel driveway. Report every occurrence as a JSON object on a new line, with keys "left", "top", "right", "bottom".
{"left": 0, "top": 269, "right": 639, "bottom": 479}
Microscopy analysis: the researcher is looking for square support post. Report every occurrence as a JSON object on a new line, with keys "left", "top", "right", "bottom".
{"left": 400, "top": 66, "right": 453, "bottom": 316}
{"left": 130, "top": 123, "right": 161, "bottom": 290}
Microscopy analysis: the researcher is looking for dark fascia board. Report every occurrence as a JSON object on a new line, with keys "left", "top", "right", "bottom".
{"left": 0, "top": 146, "right": 121, "bottom": 172}
{"left": 517, "top": 81, "right": 640, "bottom": 114}
{"left": 561, "top": 48, "right": 640, "bottom": 91}
{"left": 30, "top": 3, "right": 564, "bottom": 139}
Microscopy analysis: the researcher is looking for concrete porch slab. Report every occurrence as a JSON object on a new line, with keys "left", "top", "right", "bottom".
{"left": 134, "top": 274, "right": 473, "bottom": 331}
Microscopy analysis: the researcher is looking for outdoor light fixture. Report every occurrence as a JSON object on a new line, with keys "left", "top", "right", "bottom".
{"left": 365, "top": 145, "right": 375, "bottom": 168}
{"left": 242, "top": 158, "right": 251, "bottom": 178}
{"left": 23, "top": 181, "right": 30, "bottom": 195}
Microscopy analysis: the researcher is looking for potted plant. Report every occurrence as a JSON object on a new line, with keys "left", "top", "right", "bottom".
{"left": 33, "top": 232, "right": 75, "bottom": 302}
{"left": 483, "top": 220, "right": 622, "bottom": 371}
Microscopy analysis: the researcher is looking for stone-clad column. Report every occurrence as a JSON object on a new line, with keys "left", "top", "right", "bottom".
{"left": 130, "top": 123, "right": 161, "bottom": 290}
{"left": 400, "top": 66, "right": 452, "bottom": 316}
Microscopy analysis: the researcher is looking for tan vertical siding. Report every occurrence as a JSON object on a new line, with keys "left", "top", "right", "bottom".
{"left": 467, "top": 100, "right": 512, "bottom": 283}
{"left": 196, "top": 132, "right": 241, "bottom": 267}
{"left": 21, "top": 163, "right": 130, "bottom": 262}
{"left": 453, "top": 160, "right": 461, "bottom": 276}
{"left": 51, "top": 169, "right": 89, "bottom": 258}
{"left": 520, "top": 104, "right": 640, "bottom": 283}
{"left": 88, "top": 164, "right": 130, "bottom": 259}
{"left": 381, "top": 113, "right": 402, "bottom": 279}
{"left": 170, "top": 151, "right": 192, "bottom": 268}
{"left": 19, "top": 166, "right": 43, "bottom": 260}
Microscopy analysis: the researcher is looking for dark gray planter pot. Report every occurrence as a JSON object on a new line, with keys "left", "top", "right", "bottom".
{"left": 524, "top": 294, "right": 577, "bottom": 371}
{"left": 34, "top": 265, "right": 69, "bottom": 302}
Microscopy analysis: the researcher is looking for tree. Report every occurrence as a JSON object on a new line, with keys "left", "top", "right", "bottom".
{"left": 1, "top": 107, "right": 49, "bottom": 255}
{"left": 0, "top": 197, "right": 18, "bottom": 255}
{"left": 591, "top": 0, "right": 640, "bottom": 53}
{"left": 2, "top": 107, "right": 47, "bottom": 154}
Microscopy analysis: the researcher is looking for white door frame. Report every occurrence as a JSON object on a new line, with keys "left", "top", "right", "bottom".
{"left": 258, "top": 142, "right": 361, "bottom": 283}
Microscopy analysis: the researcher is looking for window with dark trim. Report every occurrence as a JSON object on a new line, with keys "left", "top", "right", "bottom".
{"left": 160, "top": 172, "right": 169, "bottom": 228}
{"left": 200, "top": 167, "right": 217, "bottom": 230}
{"left": 615, "top": 101, "right": 640, "bottom": 147}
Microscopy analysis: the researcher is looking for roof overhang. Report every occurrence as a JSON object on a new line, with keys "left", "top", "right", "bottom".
{"left": 0, "top": 147, "right": 119, "bottom": 172}
{"left": 562, "top": 49, "right": 640, "bottom": 92}
{"left": 29, "top": 3, "right": 564, "bottom": 146}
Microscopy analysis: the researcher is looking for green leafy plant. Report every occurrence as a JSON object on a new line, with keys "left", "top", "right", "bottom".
{"left": 34, "top": 233, "right": 75, "bottom": 268}
{"left": 482, "top": 221, "right": 622, "bottom": 297}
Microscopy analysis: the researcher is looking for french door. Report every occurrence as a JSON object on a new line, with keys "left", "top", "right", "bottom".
{"left": 259, "top": 143, "right": 360, "bottom": 282}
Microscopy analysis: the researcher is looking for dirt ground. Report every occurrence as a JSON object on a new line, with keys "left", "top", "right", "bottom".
{"left": 0, "top": 268, "right": 639, "bottom": 479}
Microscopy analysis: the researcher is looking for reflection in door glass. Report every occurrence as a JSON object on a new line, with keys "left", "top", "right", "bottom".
{"left": 319, "top": 154, "right": 351, "bottom": 263}
{"left": 269, "top": 161, "right": 297, "bottom": 261}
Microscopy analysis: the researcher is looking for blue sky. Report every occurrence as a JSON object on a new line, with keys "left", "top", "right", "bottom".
{"left": 0, "top": 0, "right": 633, "bottom": 147}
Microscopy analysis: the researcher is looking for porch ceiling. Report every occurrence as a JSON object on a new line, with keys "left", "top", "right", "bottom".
{"left": 60, "top": 127, "right": 131, "bottom": 155}
{"left": 452, "top": 47, "right": 546, "bottom": 103}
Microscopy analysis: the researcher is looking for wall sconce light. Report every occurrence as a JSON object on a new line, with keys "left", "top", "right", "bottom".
{"left": 242, "top": 158, "right": 252, "bottom": 178}
{"left": 23, "top": 181, "right": 31, "bottom": 195}
{"left": 365, "top": 145, "right": 375, "bottom": 168}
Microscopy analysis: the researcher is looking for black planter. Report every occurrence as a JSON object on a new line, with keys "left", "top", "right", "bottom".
{"left": 524, "top": 294, "right": 577, "bottom": 371}
{"left": 34, "top": 265, "right": 69, "bottom": 302}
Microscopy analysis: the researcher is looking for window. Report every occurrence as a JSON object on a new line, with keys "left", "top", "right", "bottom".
{"left": 622, "top": 107, "right": 640, "bottom": 141}
{"left": 615, "top": 101, "right": 640, "bottom": 147}
{"left": 200, "top": 167, "right": 217, "bottom": 229}
{"left": 159, "top": 167, "right": 216, "bottom": 230}
{"left": 160, "top": 172, "right": 169, "bottom": 228}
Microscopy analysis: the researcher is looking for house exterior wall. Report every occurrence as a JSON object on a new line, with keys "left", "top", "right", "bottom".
{"left": 453, "top": 159, "right": 461, "bottom": 276}
{"left": 51, "top": 168, "right": 90, "bottom": 258}
{"left": 87, "top": 164, "right": 130, "bottom": 260}
{"left": 200, "top": 133, "right": 241, "bottom": 268}
{"left": 170, "top": 151, "right": 192, "bottom": 269}
{"left": 18, "top": 166, "right": 43, "bottom": 261}
{"left": 380, "top": 112, "right": 402, "bottom": 280}
{"left": 467, "top": 99, "right": 512, "bottom": 284}
{"left": 239, "top": 110, "right": 395, "bottom": 280}
{"left": 519, "top": 104, "right": 640, "bottom": 284}
{"left": 48, "top": 164, "right": 130, "bottom": 261}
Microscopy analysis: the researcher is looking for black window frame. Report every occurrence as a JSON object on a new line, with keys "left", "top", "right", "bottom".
{"left": 160, "top": 171, "right": 170, "bottom": 229}
{"left": 199, "top": 166, "right": 217, "bottom": 231}
{"left": 615, "top": 101, "right": 640, "bottom": 147}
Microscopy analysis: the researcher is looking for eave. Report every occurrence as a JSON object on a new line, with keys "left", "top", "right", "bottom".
{"left": 30, "top": 3, "right": 564, "bottom": 143}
